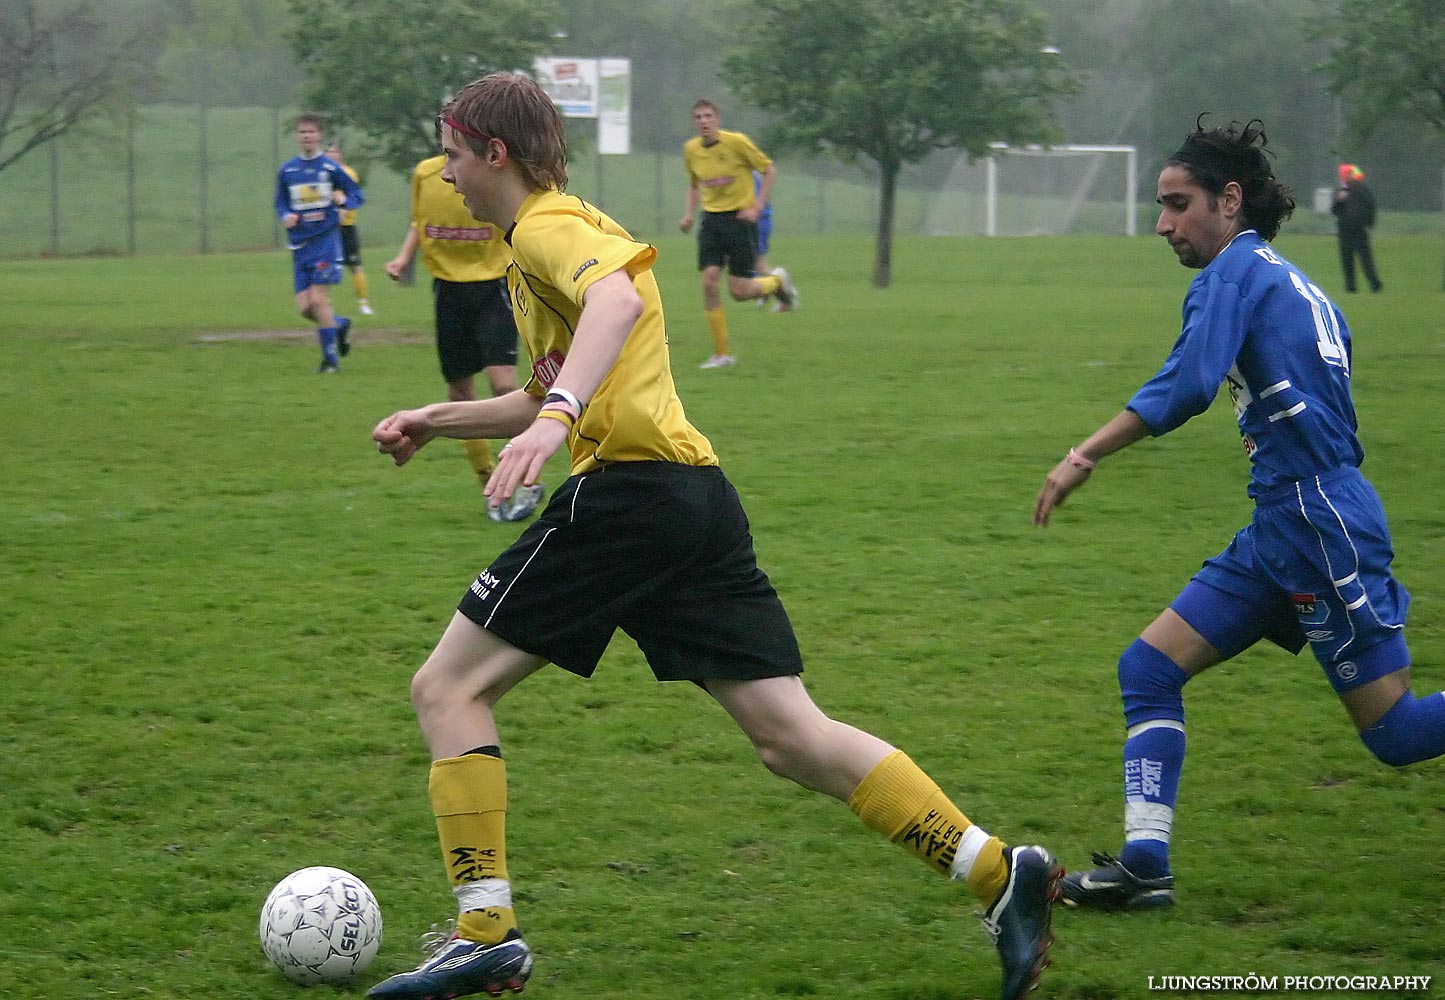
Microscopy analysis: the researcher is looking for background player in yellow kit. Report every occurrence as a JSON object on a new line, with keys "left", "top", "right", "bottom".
{"left": 384, "top": 154, "right": 543, "bottom": 522}
{"left": 679, "top": 99, "right": 797, "bottom": 369}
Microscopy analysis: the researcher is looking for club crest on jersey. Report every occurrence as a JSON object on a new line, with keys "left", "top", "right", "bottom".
{"left": 1292, "top": 593, "right": 1329, "bottom": 625}
{"left": 533, "top": 350, "right": 565, "bottom": 388}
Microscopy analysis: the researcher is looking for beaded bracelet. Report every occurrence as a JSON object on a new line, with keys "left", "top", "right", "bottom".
{"left": 1066, "top": 447, "right": 1097, "bottom": 471}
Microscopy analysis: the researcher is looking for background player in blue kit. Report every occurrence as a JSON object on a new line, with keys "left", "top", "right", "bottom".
{"left": 1034, "top": 117, "right": 1445, "bottom": 911}
{"left": 276, "top": 114, "right": 364, "bottom": 373}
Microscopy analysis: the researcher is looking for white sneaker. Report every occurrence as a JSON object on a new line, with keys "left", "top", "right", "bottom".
{"left": 699, "top": 354, "right": 737, "bottom": 369}
{"left": 771, "top": 267, "right": 798, "bottom": 311}
{"left": 358, "top": 301, "right": 375, "bottom": 315}
{"left": 488, "top": 482, "right": 546, "bottom": 523}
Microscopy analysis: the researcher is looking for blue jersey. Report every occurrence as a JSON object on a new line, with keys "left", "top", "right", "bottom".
{"left": 1127, "top": 230, "right": 1361, "bottom": 499}
{"left": 752, "top": 171, "right": 772, "bottom": 225}
{"left": 275, "top": 153, "right": 364, "bottom": 250}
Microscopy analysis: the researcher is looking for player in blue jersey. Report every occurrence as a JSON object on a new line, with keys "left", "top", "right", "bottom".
{"left": 1034, "top": 117, "right": 1445, "bottom": 911}
{"left": 275, "top": 114, "right": 365, "bottom": 373}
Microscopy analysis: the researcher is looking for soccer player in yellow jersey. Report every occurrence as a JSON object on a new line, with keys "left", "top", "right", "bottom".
{"left": 385, "top": 154, "right": 542, "bottom": 522}
{"left": 326, "top": 142, "right": 374, "bottom": 315}
{"left": 368, "top": 72, "right": 1060, "bottom": 1000}
{"left": 679, "top": 99, "right": 798, "bottom": 369}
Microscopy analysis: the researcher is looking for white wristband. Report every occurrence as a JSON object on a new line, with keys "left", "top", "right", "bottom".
{"left": 546, "top": 387, "right": 584, "bottom": 415}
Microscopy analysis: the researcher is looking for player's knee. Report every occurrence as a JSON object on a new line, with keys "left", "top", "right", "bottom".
{"left": 744, "top": 727, "right": 811, "bottom": 783}
{"left": 409, "top": 658, "right": 477, "bottom": 719}
{"left": 1360, "top": 692, "right": 1445, "bottom": 767}
{"left": 1118, "top": 638, "right": 1189, "bottom": 728}
{"left": 409, "top": 662, "right": 443, "bottom": 717}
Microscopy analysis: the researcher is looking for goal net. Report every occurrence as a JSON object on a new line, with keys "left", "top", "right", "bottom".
{"left": 925, "top": 143, "right": 1139, "bottom": 236}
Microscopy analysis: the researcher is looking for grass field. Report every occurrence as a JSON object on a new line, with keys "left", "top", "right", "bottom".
{"left": 2, "top": 233, "right": 1442, "bottom": 1000}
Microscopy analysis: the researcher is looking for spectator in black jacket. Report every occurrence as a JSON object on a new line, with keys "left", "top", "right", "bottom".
{"left": 1331, "top": 163, "right": 1382, "bottom": 293}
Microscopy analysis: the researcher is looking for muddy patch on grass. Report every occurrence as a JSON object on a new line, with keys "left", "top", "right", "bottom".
{"left": 197, "top": 328, "right": 429, "bottom": 345}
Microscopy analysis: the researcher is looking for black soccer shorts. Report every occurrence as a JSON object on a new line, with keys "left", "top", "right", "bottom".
{"left": 457, "top": 462, "right": 805, "bottom": 681}
{"left": 433, "top": 277, "right": 519, "bottom": 383}
{"left": 696, "top": 210, "right": 760, "bottom": 278}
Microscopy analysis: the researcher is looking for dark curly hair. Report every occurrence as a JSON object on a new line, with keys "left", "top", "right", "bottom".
{"left": 1166, "top": 115, "right": 1295, "bottom": 241}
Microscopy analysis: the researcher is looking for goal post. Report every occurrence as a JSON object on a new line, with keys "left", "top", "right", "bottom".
{"left": 925, "top": 143, "right": 1139, "bottom": 237}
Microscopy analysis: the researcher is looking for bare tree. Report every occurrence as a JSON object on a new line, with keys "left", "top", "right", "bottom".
{"left": 0, "top": 0, "right": 158, "bottom": 175}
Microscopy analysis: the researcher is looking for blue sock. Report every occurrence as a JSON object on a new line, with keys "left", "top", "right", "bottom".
{"left": 1116, "top": 639, "right": 1189, "bottom": 879}
{"left": 317, "top": 326, "right": 339, "bottom": 365}
{"left": 1119, "top": 723, "right": 1185, "bottom": 878}
{"left": 1360, "top": 690, "right": 1445, "bottom": 766}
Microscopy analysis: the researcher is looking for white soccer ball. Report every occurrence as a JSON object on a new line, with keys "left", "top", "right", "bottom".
{"left": 259, "top": 866, "right": 383, "bottom": 985}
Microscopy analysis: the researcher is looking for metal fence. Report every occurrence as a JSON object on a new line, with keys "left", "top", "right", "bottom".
{"left": 2, "top": 81, "right": 1438, "bottom": 258}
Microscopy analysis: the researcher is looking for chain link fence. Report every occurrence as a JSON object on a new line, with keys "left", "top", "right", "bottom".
{"left": 1, "top": 54, "right": 1438, "bottom": 258}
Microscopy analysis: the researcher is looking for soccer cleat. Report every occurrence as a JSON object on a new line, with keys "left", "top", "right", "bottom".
{"left": 698, "top": 354, "right": 736, "bottom": 369}
{"left": 980, "top": 845, "right": 1063, "bottom": 1000}
{"left": 317, "top": 361, "right": 339, "bottom": 374}
{"left": 770, "top": 266, "right": 799, "bottom": 311}
{"left": 488, "top": 482, "right": 546, "bottom": 523}
{"left": 337, "top": 316, "right": 353, "bottom": 357}
{"left": 1060, "top": 851, "right": 1175, "bottom": 911}
{"left": 358, "top": 301, "right": 375, "bottom": 315}
{"left": 367, "top": 929, "right": 533, "bottom": 999}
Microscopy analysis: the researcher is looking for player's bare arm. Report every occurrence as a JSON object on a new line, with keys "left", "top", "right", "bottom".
{"left": 1035, "top": 408, "right": 1152, "bottom": 526}
{"left": 385, "top": 225, "right": 420, "bottom": 280}
{"left": 374, "top": 390, "right": 542, "bottom": 467}
{"left": 738, "top": 163, "right": 776, "bottom": 223}
{"left": 483, "top": 270, "right": 644, "bottom": 506}
{"left": 679, "top": 186, "right": 699, "bottom": 232}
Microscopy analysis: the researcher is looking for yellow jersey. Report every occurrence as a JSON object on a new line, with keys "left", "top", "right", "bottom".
{"left": 683, "top": 130, "right": 771, "bottom": 213}
{"left": 409, "top": 155, "right": 511, "bottom": 283}
{"left": 338, "top": 163, "right": 362, "bottom": 226}
{"left": 507, "top": 189, "right": 717, "bottom": 475}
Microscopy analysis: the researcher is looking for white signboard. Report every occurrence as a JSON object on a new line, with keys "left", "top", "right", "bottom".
{"left": 533, "top": 57, "right": 599, "bottom": 118}
{"left": 597, "top": 58, "right": 631, "bottom": 155}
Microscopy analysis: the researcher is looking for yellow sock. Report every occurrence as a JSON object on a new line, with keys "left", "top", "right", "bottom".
{"left": 705, "top": 307, "right": 731, "bottom": 356}
{"left": 353, "top": 269, "right": 370, "bottom": 302}
{"left": 755, "top": 273, "right": 782, "bottom": 297}
{"left": 848, "top": 750, "right": 1009, "bottom": 904}
{"left": 463, "top": 439, "right": 495, "bottom": 488}
{"left": 430, "top": 754, "right": 517, "bottom": 943}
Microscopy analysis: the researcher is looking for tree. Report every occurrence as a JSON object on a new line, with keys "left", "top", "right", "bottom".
{"left": 0, "top": 0, "right": 159, "bottom": 176}
{"left": 157, "top": 0, "right": 300, "bottom": 106}
{"left": 726, "top": 0, "right": 1078, "bottom": 287}
{"left": 1313, "top": 0, "right": 1444, "bottom": 137}
{"left": 289, "top": 0, "right": 561, "bottom": 176}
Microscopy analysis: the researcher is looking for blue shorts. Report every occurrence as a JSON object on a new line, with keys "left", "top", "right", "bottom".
{"left": 291, "top": 231, "right": 343, "bottom": 293}
{"left": 1171, "top": 467, "right": 1410, "bottom": 693}
{"left": 756, "top": 211, "right": 772, "bottom": 257}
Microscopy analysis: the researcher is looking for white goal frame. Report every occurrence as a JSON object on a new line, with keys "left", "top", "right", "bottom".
{"left": 982, "top": 142, "right": 1139, "bottom": 236}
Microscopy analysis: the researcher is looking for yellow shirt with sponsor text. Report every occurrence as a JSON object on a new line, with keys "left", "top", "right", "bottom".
{"left": 507, "top": 189, "right": 717, "bottom": 475}
{"left": 683, "top": 130, "right": 771, "bottom": 213}
{"left": 410, "top": 155, "right": 511, "bottom": 283}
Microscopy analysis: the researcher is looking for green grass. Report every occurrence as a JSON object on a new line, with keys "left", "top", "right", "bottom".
{"left": 2, "top": 234, "right": 1442, "bottom": 1000}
